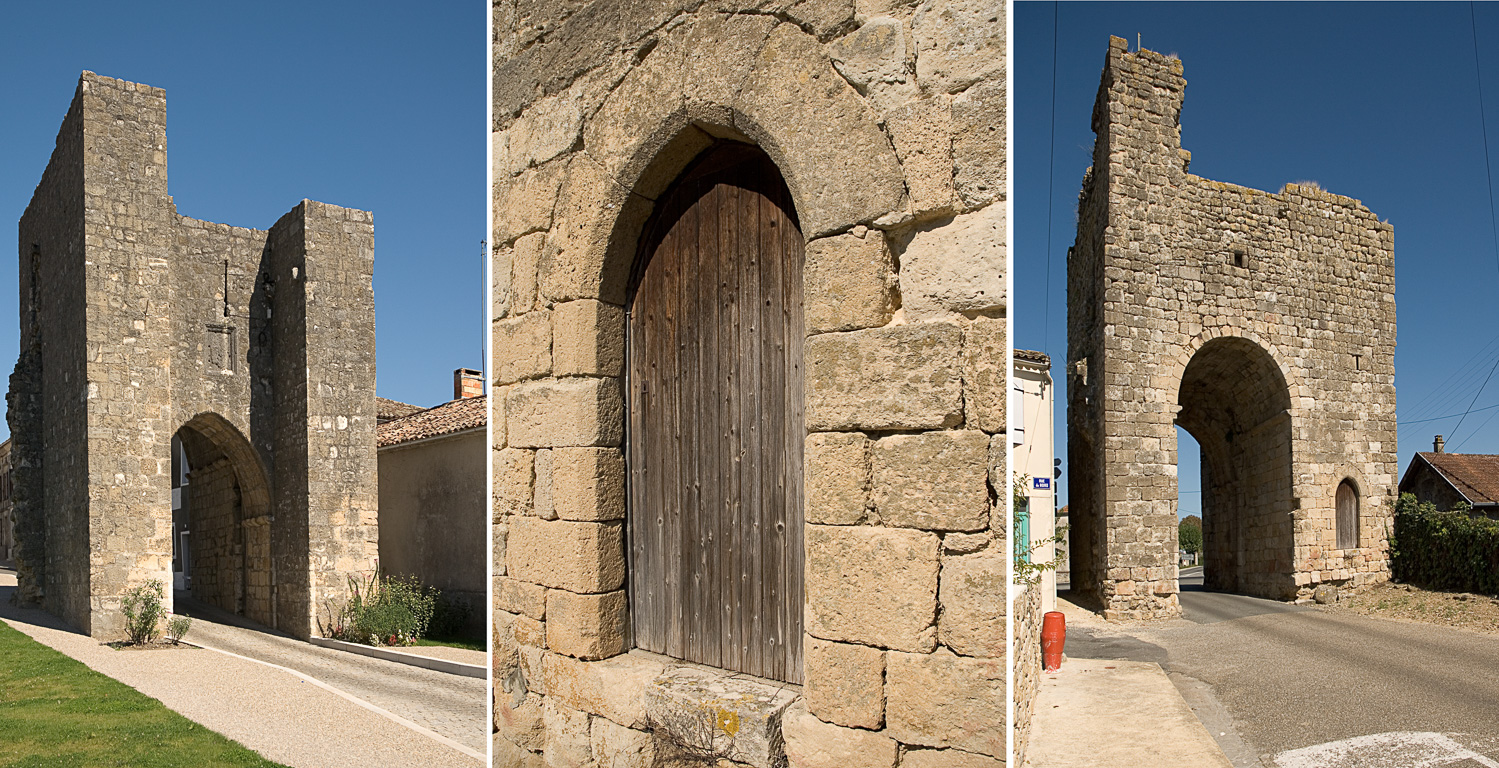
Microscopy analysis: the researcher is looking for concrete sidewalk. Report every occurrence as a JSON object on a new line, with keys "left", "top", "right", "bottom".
{"left": 0, "top": 573, "right": 482, "bottom": 768}
{"left": 1024, "top": 657, "right": 1235, "bottom": 768}
{"left": 1023, "top": 597, "right": 1234, "bottom": 768}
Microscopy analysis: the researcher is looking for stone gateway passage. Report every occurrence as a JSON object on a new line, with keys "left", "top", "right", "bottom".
{"left": 1067, "top": 38, "right": 1397, "bottom": 620}
{"left": 9, "top": 72, "right": 378, "bottom": 639}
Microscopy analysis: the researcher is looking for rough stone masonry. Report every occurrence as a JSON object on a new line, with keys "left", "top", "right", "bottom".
{"left": 10, "top": 72, "right": 378, "bottom": 640}
{"left": 491, "top": 1, "right": 1005, "bottom": 766}
{"left": 1068, "top": 38, "right": 1397, "bottom": 620}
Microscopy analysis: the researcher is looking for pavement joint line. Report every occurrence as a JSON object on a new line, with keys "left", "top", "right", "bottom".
{"left": 181, "top": 638, "right": 484, "bottom": 763}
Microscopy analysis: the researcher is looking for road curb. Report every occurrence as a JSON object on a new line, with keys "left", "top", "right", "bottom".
{"left": 307, "top": 636, "right": 487, "bottom": 679}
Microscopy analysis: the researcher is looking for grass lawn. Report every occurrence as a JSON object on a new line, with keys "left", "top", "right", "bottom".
{"left": 0, "top": 620, "right": 288, "bottom": 767}
{"left": 413, "top": 634, "right": 486, "bottom": 653}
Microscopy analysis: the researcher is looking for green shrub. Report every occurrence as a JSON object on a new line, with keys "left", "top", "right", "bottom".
{"left": 1392, "top": 492, "right": 1499, "bottom": 595}
{"left": 121, "top": 580, "right": 166, "bottom": 646}
{"left": 327, "top": 571, "right": 436, "bottom": 646}
{"left": 165, "top": 614, "right": 192, "bottom": 645}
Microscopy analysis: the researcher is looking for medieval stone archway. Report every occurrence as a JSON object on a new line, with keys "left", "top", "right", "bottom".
{"left": 173, "top": 413, "right": 275, "bottom": 625}
{"left": 1067, "top": 38, "right": 1398, "bottom": 620}
{"left": 1175, "top": 336, "right": 1295, "bottom": 599}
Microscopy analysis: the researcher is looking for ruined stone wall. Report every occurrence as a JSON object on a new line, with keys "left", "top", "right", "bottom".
{"left": 1068, "top": 38, "right": 1397, "bottom": 619}
{"left": 1009, "top": 582, "right": 1041, "bottom": 766}
{"left": 11, "top": 72, "right": 378, "bottom": 640}
{"left": 492, "top": 2, "right": 1004, "bottom": 766}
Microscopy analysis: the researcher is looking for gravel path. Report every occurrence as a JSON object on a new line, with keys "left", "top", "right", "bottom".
{"left": 0, "top": 574, "right": 484, "bottom": 768}
{"left": 175, "top": 595, "right": 487, "bottom": 753}
{"left": 400, "top": 644, "right": 488, "bottom": 665}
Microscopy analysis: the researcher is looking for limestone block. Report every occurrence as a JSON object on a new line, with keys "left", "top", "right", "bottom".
{"left": 782, "top": 700, "right": 897, "bottom": 768}
{"left": 494, "top": 448, "right": 535, "bottom": 517}
{"left": 499, "top": 577, "right": 547, "bottom": 620}
{"left": 680, "top": 13, "right": 778, "bottom": 119}
{"left": 885, "top": 648, "right": 1003, "bottom": 756}
{"left": 805, "top": 432, "right": 870, "bottom": 525}
{"left": 804, "top": 637, "right": 884, "bottom": 729}
{"left": 580, "top": 24, "right": 688, "bottom": 185}
{"left": 901, "top": 749, "right": 1004, "bottom": 768}
{"left": 805, "top": 524, "right": 938, "bottom": 651}
{"left": 963, "top": 316, "right": 1005, "bottom": 433}
{"left": 938, "top": 549, "right": 1005, "bottom": 656}
{"left": 494, "top": 312, "right": 553, "bottom": 386}
{"left": 783, "top": 0, "right": 858, "bottom": 42}
{"left": 803, "top": 231, "right": 897, "bottom": 334}
{"left": 871, "top": 431, "right": 989, "bottom": 531}
{"left": 539, "top": 153, "right": 645, "bottom": 306}
{"left": 543, "top": 651, "right": 667, "bottom": 729}
{"left": 494, "top": 159, "right": 566, "bottom": 247}
{"left": 493, "top": 385, "right": 509, "bottom": 449}
{"left": 828, "top": 17, "right": 910, "bottom": 93}
{"left": 553, "top": 299, "right": 625, "bottom": 377}
{"left": 911, "top": 0, "right": 1004, "bottom": 94}
{"left": 553, "top": 447, "right": 627, "bottom": 521}
{"left": 494, "top": 240, "right": 514, "bottom": 319}
{"left": 952, "top": 79, "right": 1005, "bottom": 210}
{"left": 496, "top": 691, "right": 546, "bottom": 751}
{"left": 885, "top": 96, "right": 957, "bottom": 217}
{"left": 806, "top": 323, "right": 963, "bottom": 431}
{"left": 546, "top": 588, "right": 629, "bottom": 660}
{"left": 506, "top": 378, "right": 624, "bottom": 448}
{"left": 644, "top": 666, "right": 798, "bottom": 768}
{"left": 534, "top": 449, "right": 556, "bottom": 519}
{"left": 511, "top": 231, "right": 546, "bottom": 316}
{"left": 496, "top": 92, "right": 583, "bottom": 178}
{"left": 513, "top": 614, "right": 547, "bottom": 648}
{"left": 494, "top": 734, "right": 546, "bottom": 768}
{"left": 898, "top": 205, "right": 1004, "bottom": 320}
{"left": 495, "top": 522, "right": 508, "bottom": 577}
{"left": 733, "top": 23, "right": 905, "bottom": 237}
{"left": 508, "top": 517, "right": 625, "bottom": 593}
{"left": 543, "top": 699, "right": 593, "bottom": 768}
{"left": 591, "top": 717, "right": 657, "bottom": 768}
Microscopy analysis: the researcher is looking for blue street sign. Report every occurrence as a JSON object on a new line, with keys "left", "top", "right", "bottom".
{"left": 1033, "top": 477, "right": 1051, "bottom": 491}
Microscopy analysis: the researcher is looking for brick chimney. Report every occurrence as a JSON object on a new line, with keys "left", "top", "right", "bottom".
{"left": 1434, "top": 434, "right": 1445, "bottom": 454}
{"left": 454, "top": 368, "right": 483, "bottom": 400}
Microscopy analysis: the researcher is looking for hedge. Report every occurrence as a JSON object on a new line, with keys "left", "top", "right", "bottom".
{"left": 1391, "top": 492, "right": 1499, "bottom": 595}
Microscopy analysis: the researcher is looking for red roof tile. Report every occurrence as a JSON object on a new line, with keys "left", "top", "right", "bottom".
{"left": 377, "top": 395, "right": 487, "bottom": 448}
{"left": 1413, "top": 452, "right": 1499, "bottom": 505}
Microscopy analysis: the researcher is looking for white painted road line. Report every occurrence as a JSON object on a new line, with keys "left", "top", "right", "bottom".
{"left": 1274, "top": 732, "right": 1499, "bottom": 768}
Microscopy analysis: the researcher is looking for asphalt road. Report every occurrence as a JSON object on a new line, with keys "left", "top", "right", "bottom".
{"left": 1064, "top": 578, "right": 1499, "bottom": 767}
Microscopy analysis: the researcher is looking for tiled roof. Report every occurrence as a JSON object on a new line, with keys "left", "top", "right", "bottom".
{"left": 1414, "top": 452, "right": 1499, "bottom": 505}
{"left": 378, "top": 395, "right": 487, "bottom": 448}
{"left": 1015, "top": 349, "right": 1051, "bottom": 364}
{"left": 377, "top": 396, "right": 426, "bottom": 423}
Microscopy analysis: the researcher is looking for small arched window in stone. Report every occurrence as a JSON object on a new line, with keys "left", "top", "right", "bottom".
{"left": 1336, "top": 479, "right": 1359, "bottom": 550}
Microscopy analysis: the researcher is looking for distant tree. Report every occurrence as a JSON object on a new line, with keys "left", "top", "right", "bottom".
{"left": 1178, "top": 516, "right": 1203, "bottom": 559}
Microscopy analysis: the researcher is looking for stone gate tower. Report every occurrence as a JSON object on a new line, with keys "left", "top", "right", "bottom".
{"left": 1068, "top": 39, "right": 1397, "bottom": 619}
{"left": 9, "top": 72, "right": 378, "bottom": 639}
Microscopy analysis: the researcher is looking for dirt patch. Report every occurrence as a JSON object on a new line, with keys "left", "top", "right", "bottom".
{"left": 106, "top": 641, "right": 194, "bottom": 651}
{"left": 1328, "top": 582, "right": 1499, "bottom": 636}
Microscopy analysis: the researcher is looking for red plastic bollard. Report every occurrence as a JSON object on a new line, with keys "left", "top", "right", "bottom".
{"left": 1041, "top": 611, "right": 1066, "bottom": 672}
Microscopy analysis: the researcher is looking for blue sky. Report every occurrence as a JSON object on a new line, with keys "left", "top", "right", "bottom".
{"left": 1016, "top": 2, "right": 1499, "bottom": 517}
{"left": 0, "top": 2, "right": 485, "bottom": 441}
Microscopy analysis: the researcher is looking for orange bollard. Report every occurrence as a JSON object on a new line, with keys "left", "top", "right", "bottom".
{"left": 1041, "top": 611, "right": 1066, "bottom": 672}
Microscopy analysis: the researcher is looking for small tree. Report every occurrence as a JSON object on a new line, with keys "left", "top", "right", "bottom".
{"left": 1178, "top": 517, "right": 1203, "bottom": 564}
{"left": 121, "top": 580, "right": 167, "bottom": 645}
{"left": 1013, "top": 472, "right": 1067, "bottom": 586}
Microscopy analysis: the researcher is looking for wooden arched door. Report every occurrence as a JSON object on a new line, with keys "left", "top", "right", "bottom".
{"left": 627, "top": 143, "right": 804, "bottom": 683}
